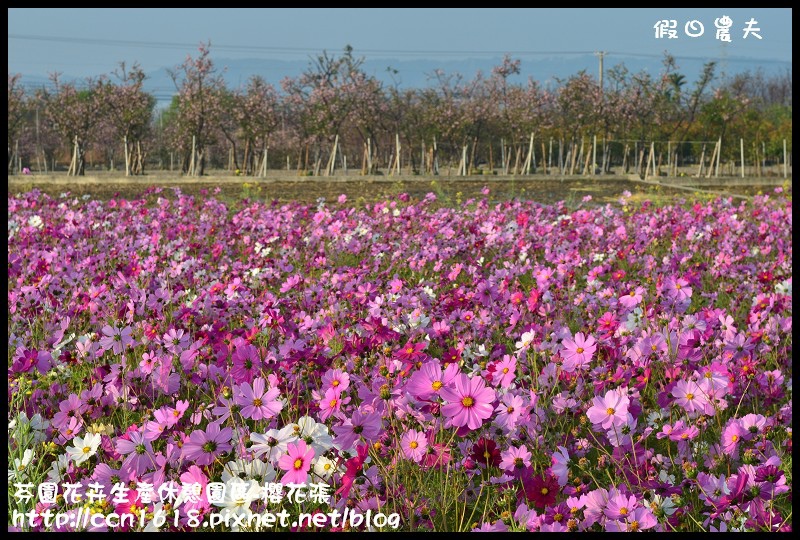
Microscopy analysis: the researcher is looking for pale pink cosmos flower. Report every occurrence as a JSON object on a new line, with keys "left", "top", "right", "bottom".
{"left": 234, "top": 377, "right": 283, "bottom": 421}
{"left": 671, "top": 379, "right": 707, "bottom": 414}
{"left": 560, "top": 332, "right": 597, "bottom": 372}
{"left": 440, "top": 374, "right": 496, "bottom": 431}
{"left": 604, "top": 491, "right": 638, "bottom": 520}
{"left": 586, "top": 388, "right": 630, "bottom": 430}
{"left": 665, "top": 276, "right": 692, "bottom": 302}
{"left": 619, "top": 286, "right": 645, "bottom": 309}
{"left": 499, "top": 445, "right": 532, "bottom": 473}
{"left": 550, "top": 446, "right": 570, "bottom": 487}
{"left": 400, "top": 429, "right": 428, "bottom": 463}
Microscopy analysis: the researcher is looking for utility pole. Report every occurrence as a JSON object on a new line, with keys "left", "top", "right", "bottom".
{"left": 595, "top": 51, "right": 605, "bottom": 94}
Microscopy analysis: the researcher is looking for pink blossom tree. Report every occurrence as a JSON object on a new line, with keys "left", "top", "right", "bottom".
{"left": 100, "top": 62, "right": 155, "bottom": 175}
{"left": 168, "top": 42, "right": 226, "bottom": 176}
{"left": 37, "top": 73, "right": 107, "bottom": 175}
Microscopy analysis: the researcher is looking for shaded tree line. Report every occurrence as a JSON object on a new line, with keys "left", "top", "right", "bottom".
{"left": 8, "top": 43, "right": 792, "bottom": 176}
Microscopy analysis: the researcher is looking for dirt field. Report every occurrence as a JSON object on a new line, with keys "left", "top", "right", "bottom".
{"left": 7, "top": 170, "right": 789, "bottom": 205}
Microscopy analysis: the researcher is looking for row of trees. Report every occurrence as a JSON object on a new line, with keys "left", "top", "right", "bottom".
{"left": 8, "top": 43, "right": 793, "bottom": 176}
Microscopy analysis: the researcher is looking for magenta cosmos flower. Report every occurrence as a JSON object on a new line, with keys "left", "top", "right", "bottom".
{"left": 560, "top": 332, "right": 597, "bottom": 371}
{"left": 234, "top": 377, "right": 283, "bottom": 421}
{"left": 182, "top": 422, "right": 233, "bottom": 466}
{"left": 440, "top": 374, "right": 496, "bottom": 431}
{"left": 278, "top": 440, "right": 315, "bottom": 484}
{"left": 586, "top": 388, "right": 630, "bottom": 430}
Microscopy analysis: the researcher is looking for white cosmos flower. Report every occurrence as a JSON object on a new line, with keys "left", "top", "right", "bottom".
{"left": 293, "top": 416, "right": 334, "bottom": 455}
{"left": 312, "top": 456, "right": 340, "bottom": 480}
{"left": 515, "top": 330, "right": 535, "bottom": 351}
{"left": 66, "top": 432, "right": 102, "bottom": 465}
{"left": 250, "top": 424, "right": 297, "bottom": 460}
{"left": 8, "top": 449, "right": 35, "bottom": 480}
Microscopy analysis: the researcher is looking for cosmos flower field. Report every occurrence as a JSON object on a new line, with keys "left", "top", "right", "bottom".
{"left": 8, "top": 186, "right": 792, "bottom": 532}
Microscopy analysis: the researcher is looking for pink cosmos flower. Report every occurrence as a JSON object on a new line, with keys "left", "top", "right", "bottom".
{"left": 619, "top": 286, "right": 645, "bottom": 309}
{"left": 278, "top": 440, "right": 314, "bottom": 485}
{"left": 560, "top": 332, "right": 597, "bottom": 371}
{"left": 396, "top": 341, "right": 427, "bottom": 364}
{"left": 671, "top": 379, "right": 707, "bottom": 414}
{"left": 234, "top": 377, "right": 283, "bottom": 421}
{"left": 321, "top": 368, "right": 350, "bottom": 393}
{"left": 499, "top": 445, "right": 532, "bottom": 474}
{"left": 721, "top": 421, "right": 747, "bottom": 459}
{"left": 489, "top": 355, "right": 517, "bottom": 387}
{"left": 604, "top": 491, "right": 638, "bottom": 520}
{"left": 98, "top": 325, "right": 134, "bottom": 355}
{"left": 230, "top": 340, "right": 262, "bottom": 384}
{"left": 586, "top": 388, "right": 630, "bottom": 430}
{"left": 400, "top": 429, "right": 428, "bottom": 463}
{"left": 181, "top": 422, "right": 233, "bottom": 466}
{"left": 665, "top": 276, "right": 692, "bottom": 302}
{"left": 332, "top": 408, "right": 383, "bottom": 449}
{"left": 440, "top": 374, "right": 496, "bottom": 431}
{"left": 318, "top": 387, "right": 348, "bottom": 421}
{"left": 116, "top": 430, "right": 155, "bottom": 474}
{"left": 605, "top": 507, "right": 658, "bottom": 532}
{"left": 163, "top": 327, "right": 190, "bottom": 355}
{"left": 550, "top": 446, "right": 570, "bottom": 487}
{"left": 177, "top": 465, "right": 210, "bottom": 515}
{"left": 406, "top": 361, "right": 459, "bottom": 401}
{"left": 494, "top": 393, "right": 525, "bottom": 430}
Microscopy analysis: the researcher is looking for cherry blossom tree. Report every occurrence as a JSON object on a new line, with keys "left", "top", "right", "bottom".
{"left": 101, "top": 62, "right": 155, "bottom": 175}
{"left": 168, "top": 42, "right": 226, "bottom": 176}
{"left": 8, "top": 74, "right": 27, "bottom": 173}
{"left": 38, "top": 73, "right": 107, "bottom": 175}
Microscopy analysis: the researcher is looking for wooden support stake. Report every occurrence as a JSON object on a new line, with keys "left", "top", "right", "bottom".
{"left": 740, "top": 138, "right": 745, "bottom": 178}
{"left": 697, "top": 144, "right": 706, "bottom": 177}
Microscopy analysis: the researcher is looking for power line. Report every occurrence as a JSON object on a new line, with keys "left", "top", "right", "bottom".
{"left": 9, "top": 33, "right": 792, "bottom": 63}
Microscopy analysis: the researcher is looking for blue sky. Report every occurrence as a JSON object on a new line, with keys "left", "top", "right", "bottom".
{"left": 9, "top": 8, "right": 791, "bottom": 79}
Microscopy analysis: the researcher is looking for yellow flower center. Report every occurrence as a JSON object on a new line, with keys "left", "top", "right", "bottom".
{"left": 606, "top": 407, "right": 615, "bottom": 415}
{"left": 329, "top": 399, "right": 338, "bottom": 408}
{"left": 252, "top": 398, "right": 263, "bottom": 407}
{"left": 629, "top": 521, "right": 639, "bottom": 532}
{"left": 502, "top": 367, "right": 509, "bottom": 374}
{"left": 323, "top": 463, "right": 331, "bottom": 471}
{"left": 293, "top": 458, "right": 303, "bottom": 470}
{"left": 405, "top": 347, "right": 414, "bottom": 355}
{"left": 484, "top": 451, "right": 491, "bottom": 459}
{"left": 686, "top": 393, "right": 694, "bottom": 400}
{"left": 461, "top": 396, "right": 474, "bottom": 407}
{"left": 332, "top": 380, "right": 340, "bottom": 387}
{"left": 540, "top": 487, "right": 549, "bottom": 495}
{"left": 576, "top": 347, "right": 584, "bottom": 354}
{"left": 173, "top": 410, "right": 181, "bottom": 417}
{"left": 507, "top": 406, "right": 514, "bottom": 413}
{"left": 731, "top": 435, "right": 739, "bottom": 442}
{"left": 675, "top": 284, "right": 682, "bottom": 289}
{"left": 409, "top": 441, "right": 418, "bottom": 449}
{"left": 83, "top": 446, "right": 91, "bottom": 454}
{"left": 431, "top": 380, "right": 443, "bottom": 390}
{"left": 619, "top": 507, "right": 628, "bottom": 516}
